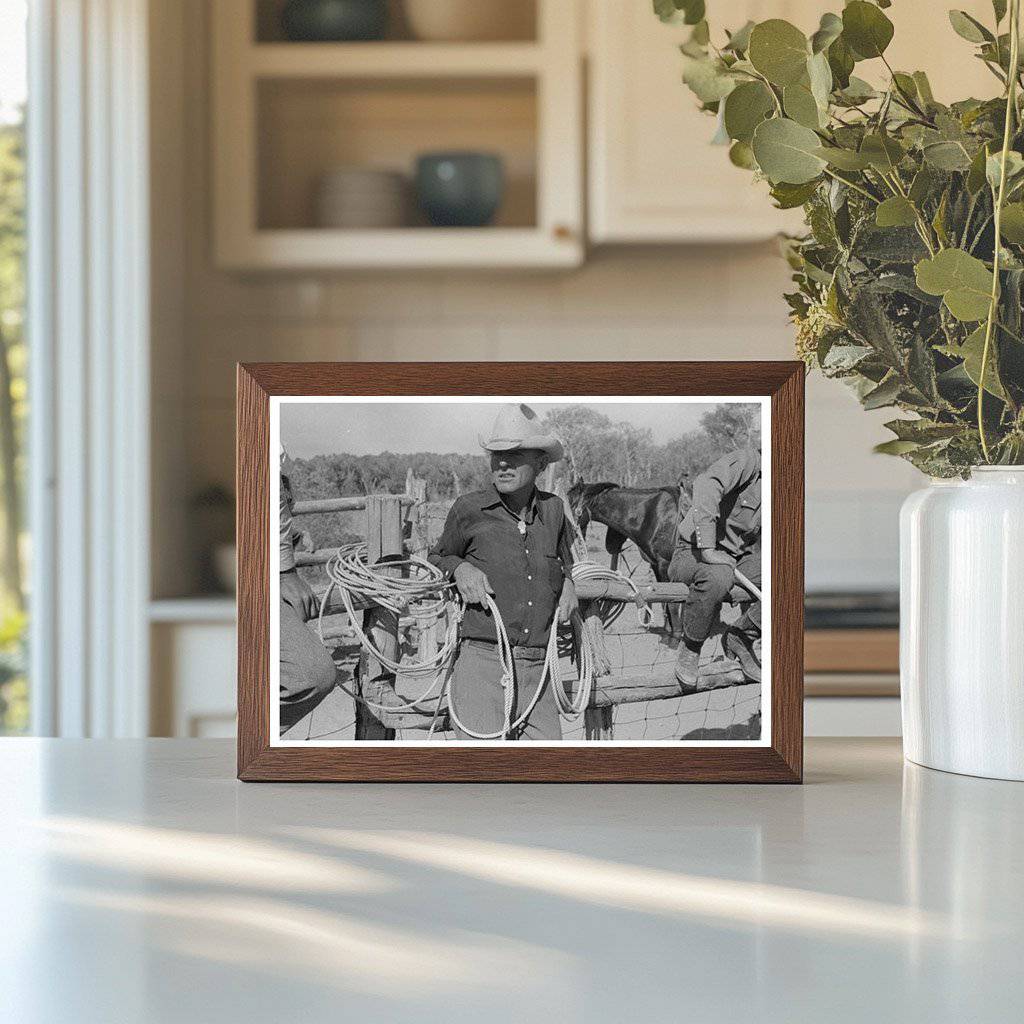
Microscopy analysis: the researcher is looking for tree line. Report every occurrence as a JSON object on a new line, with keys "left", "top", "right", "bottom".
{"left": 288, "top": 404, "right": 760, "bottom": 507}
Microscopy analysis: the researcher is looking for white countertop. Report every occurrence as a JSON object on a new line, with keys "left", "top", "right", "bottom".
{"left": 2, "top": 738, "right": 1021, "bottom": 1023}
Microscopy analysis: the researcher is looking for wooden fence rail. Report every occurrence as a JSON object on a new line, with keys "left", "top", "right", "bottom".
{"left": 291, "top": 495, "right": 416, "bottom": 515}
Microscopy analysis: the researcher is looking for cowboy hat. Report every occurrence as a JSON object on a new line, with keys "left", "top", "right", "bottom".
{"left": 479, "top": 403, "right": 564, "bottom": 461}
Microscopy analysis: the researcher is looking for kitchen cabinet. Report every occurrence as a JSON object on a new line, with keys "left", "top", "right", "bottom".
{"left": 587, "top": 0, "right": 999, "bottom": 244}
{"left": 211, "top": 0, "right": 583, "bottom": 269}
{"left": 587, "top": 1, "right": 811, "bottom": 243}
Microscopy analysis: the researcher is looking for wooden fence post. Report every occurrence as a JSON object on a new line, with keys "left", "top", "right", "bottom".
{"left": 355, "top": 494, "right": 402, "bottom": 740}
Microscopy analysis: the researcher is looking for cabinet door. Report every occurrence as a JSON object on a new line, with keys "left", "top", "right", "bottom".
{"left": 588, "top": 1, "right": 814, "bottom": 243}
{"left": 588, "top": 1, "right": 1003, "bottom": 245}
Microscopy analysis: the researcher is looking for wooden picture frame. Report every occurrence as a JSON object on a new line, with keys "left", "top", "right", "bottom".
{"left": 237, "top": 362, "right": 804, "bottom": 782}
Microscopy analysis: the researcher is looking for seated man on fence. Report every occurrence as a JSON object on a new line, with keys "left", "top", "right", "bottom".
{"left": 279, "top": 445, "right": 338, "bottom": 732}
{"left": 668, "top": 445, "right": 762, "bottom": 689}
{"left": 428, "top": 404, "right": 578, "bottom": 740}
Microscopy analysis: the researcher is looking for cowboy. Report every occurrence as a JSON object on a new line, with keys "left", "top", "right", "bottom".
{"left": 669, "top": 445, "right": 762, "bottom": 689}
{"left": 279, "top": 445, "right": 338, "bottom": 731}
{"left": 428, "top": 404, "right": 578, "bottom": 740}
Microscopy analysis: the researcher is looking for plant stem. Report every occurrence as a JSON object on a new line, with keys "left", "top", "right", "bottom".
{"left": 821, "top": 167, "right": 879, "bottom": 203}
{"left": 979, "top": 0, "right": 1021, "bottom": 462}
{"left": 880, "top": 54, "right": 931, "bottom": 120}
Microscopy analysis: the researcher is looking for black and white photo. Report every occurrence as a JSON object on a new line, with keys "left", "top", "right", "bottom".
{"left": 271, "top": 395, "right": 770, "bottom": 746}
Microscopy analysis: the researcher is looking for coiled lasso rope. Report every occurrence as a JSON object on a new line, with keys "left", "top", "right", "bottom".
{"left": 317, "top": 544, "right": 595, "bottom": 739}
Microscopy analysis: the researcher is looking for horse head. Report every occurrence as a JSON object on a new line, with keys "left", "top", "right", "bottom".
{"left": 566, "top": 476, "right": 590, "bottom": 533}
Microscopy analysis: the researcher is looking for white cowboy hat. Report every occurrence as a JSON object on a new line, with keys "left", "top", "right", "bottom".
{"left": 479, "top": 403, "right": 564, "bottom": 461}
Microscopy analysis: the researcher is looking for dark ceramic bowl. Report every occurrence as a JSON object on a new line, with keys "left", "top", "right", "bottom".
{"left": 415, "top": 152, "right": 505, "bottom": 228}
{"left": 280, "top": 0, "right": 388, "bottom": 42}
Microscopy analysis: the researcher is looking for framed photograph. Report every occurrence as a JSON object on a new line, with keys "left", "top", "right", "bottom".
{"left": 237, "top": 362, "right": 804, "bottom": 782}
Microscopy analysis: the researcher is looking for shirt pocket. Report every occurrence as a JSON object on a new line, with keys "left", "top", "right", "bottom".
{"left": 545, "top": 554, "right": 565, "bottom": 593}
{"left": 731, "top": 490, "right": 761, "bottom": 536}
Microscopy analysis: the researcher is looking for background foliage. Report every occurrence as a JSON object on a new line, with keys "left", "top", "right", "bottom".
{"left": 288, "top": 405, "right": 760, "bottom": 549}
{"left": 0, "top": 110, "right": 27, "bottom": 734}
{"left": 662, "top": 0, "right": 1024, "bottom": 475}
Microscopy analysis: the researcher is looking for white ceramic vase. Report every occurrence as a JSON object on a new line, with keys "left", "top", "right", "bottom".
{"left": 900, "top": 467, "right": 1024, "bottom": 780}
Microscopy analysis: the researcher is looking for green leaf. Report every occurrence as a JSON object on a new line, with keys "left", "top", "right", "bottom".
{"left": 948, "top": 10, "right": 993, "bottom": 44}
{"left": 855, "top": 225, "right": 929, "bottom": 263}
{"left": 810, "top": 12, "right": 843, "bottom": 54}
{"left": 689, "top": 20, "right": 710, "bottom": 46}
{"left": 748, "top": 19, "right": 810, "bottom": 87}
{"left": 909, "top": 165, "right": 936, "bottom": 205}
{"left": 653, "top": 0, "right": 676, "bottom": 23}
{"left": 874, "top": 439, "right": 921, "bottom": 455}
{"left": 860, "top": 133, "right": 905, "bottom": 173}
{"left": 842, "top": 1, "right": 894, "bottom": 60}
{"left": 822, "top": 341, "right": 874, "bottom": 374}
{"left": 752, "top": 117, "right": 827, "bottom": 184}
{"left": 728, "top": 140, "right": 758, "bottom": 169}
{"left": 724, "top": 20, "right": 755, "bottom": 53}
{"left": 827, "top": 35, "right": 855, "bottom": 89}
{"left": 967, "top": 143, "right": 993, "bottom": 193}
{"left": 915, "top": 249, "right": 994, "bottom": 321}
{"left": 885, "top": 418, "right": 963, "bottom": 443}
{"left": 807, "top": 51, "right": 833, "bottom": 111}
{"left": 723, "top": 81, "right": 775, "bottom": 143}
{"left": 654, "top": 0, "right": 705, "bottom": 25}
{"left": 959, "top": 324, "right": 1006, "bottom": 398}
{"left": 908, "top": 335, "right": 941, "bottom": 403}
{"left": 875, "top": 196, "right": 918, "bottom": 228}
{"left": 994, "top": 0, "right": 1008, "bottom": 24}
{"left": 932, "top": 190, "right": 950, "bottom": 246}
{"left": 770, "top": 179, "right": 820, "bottom": 209}
{"left": 814, "top": 145, "right": 872, "bottom": 170}
{"left": 1000, "top": 202, "right": 1024, "bottom": 242}
{"left": 681, "top": 0, "right": 705, "bottom": 25}
{"left": 912, "top": 71, "right": 935, "bottom": 105}
{"left": 836, "top": 75, "right": 877, "bottom": 104}
{"left": 892, "top": 72, "right": 919, "bottom": 103}
{"left": 783, "top": 83, "right": 822, "bottom": 128}
{"left": 862, "top": 374, "right": 902, "bottom": 409}
{"left": 681, "top": 55, "right": 737, "bottom": 103}
{"left": 923, "top": 140, "right": 973, "bottom": 171}
{"left": 986, "top": 150, "right": 1024, "bottom": 190}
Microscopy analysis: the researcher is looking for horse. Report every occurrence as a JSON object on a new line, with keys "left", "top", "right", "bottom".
{"left": 566, "top": 479, "right": 683, "bottom": 582}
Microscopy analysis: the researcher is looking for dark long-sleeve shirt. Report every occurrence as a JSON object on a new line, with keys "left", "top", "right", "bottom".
{"left": 429, "top": 486, "right": 574, "bottom": 649}
{"left": 678, "top": 447, "right": 761, "bottom": 557}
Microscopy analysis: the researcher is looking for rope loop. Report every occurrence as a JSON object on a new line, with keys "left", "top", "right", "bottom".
{"left": 316, "top": 543, "right": 594, "bottom": 739}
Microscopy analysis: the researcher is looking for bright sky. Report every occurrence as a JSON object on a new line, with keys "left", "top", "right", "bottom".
{"left": 280, "top": 400, "right": 739, "bottom": 459}
{"left": 0, "top": 1, "right": 27, "bottom": 123}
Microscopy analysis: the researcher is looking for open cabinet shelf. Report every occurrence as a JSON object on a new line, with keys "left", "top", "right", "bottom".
{"left": 212, "top": 0, "right": 582, "bottom": 269}
{"left": 248, "top": 41, "right": 546, "bottom": 78}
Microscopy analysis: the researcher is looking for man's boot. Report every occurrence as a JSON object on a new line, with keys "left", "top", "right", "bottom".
{"left": 723, "top": 625, "right": 761, "bottom": 683}
{"left": 674, "top": 643, "right": 700, "bottom": 688}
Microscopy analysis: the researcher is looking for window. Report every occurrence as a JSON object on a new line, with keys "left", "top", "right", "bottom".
{"left": 0, "top": 0, "right": 28, "bottom": 734}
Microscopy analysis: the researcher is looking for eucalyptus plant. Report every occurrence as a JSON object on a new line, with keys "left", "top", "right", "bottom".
{"left": 659, "top": 0, "right": 1024, "bottom": 474}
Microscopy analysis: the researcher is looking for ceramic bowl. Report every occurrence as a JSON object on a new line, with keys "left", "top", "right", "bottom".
{"left": 403, "top": 0, "right": 534, "bottom": 42}
{"left": 315, "top": 167, "right": 409, "bottom": 228}
{"left": 281, "top": 0, "right": 388, "bottom": 42}
{"left": 414, "top": 152, "right": 505, "bottom": 228}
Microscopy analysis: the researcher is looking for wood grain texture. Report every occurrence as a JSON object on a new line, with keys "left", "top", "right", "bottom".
{"left": 236, "top": 361, "right": 805, "bottom": 782}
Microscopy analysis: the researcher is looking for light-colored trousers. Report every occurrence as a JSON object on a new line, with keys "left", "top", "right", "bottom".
{"left": 449, "top": 639, "right": 562, "bottom": 741}
{"left": 279, "top": 598, "right": 337, "bottom": 731}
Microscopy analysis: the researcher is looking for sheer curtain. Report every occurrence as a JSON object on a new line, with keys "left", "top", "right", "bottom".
{"left": 28, "top": 0, "right": 150, "bottom": 736}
